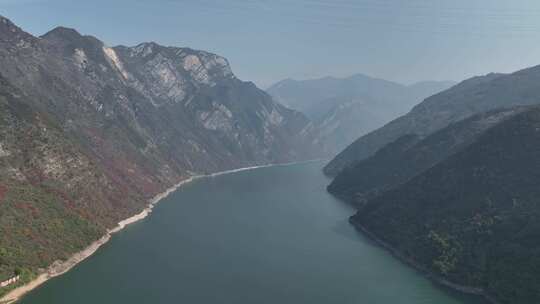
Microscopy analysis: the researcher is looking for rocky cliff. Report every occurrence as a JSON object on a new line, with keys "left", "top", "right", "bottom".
{"left": 0, "top": 15, "right": 320, "bottom": 289}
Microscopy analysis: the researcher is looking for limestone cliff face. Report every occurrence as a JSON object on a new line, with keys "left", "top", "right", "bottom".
{"left": 0, "top": 16, "right": 320, "bottom": 283}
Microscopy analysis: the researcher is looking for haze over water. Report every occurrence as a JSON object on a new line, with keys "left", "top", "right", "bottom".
{"left": 21, "top": 162, "right": 485, "bottom": 304}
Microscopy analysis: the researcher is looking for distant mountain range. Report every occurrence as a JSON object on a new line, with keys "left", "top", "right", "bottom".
{"left": 326, "top": 65, "right": 540, "bottom": 303}
{"left": 0, "top": 15, "right": 321, "bottom": 288}
{"left": 324, "top": 66, "right": 540, "bottom": 176}
{"left": 268, "top": 75, "right": 455, "bottom": 153}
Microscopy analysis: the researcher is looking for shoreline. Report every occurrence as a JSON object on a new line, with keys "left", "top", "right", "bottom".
{"left": 0, "top": 160, "right": 318, "bottom": 304}
{"left": 0, "top": 175, "right": 195, "bottom": 304}
{"left": 348, "top": 217, "right": 500, "bottom": 304}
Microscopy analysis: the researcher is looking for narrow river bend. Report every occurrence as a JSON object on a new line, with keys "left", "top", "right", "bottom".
{"left": 21, "top": 162, "right": 484, "bottom": 304}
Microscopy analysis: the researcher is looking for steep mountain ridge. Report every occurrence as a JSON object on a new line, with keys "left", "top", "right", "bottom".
{"left": 0, "top": 16, "right": 319, "bottom": 291}
{"left": 324, "top": 66, "right": 540, "bottom": 176}
{"left": 1, "top": 17, "right": 318, "bottom": 171}
{"left": 328, "top": 107, "right": 525, "bottom": 203}
{"left": 350, "top": 106, "right": 540, "bottom": 304}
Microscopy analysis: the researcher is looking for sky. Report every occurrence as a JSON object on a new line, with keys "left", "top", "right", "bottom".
{"left": 2, "top": 0, "right": 540, "bottom": 88}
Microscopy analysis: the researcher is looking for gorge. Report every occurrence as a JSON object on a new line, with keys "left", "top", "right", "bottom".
{"left": 0, "top": 15, "right": 322, "bottom": 301}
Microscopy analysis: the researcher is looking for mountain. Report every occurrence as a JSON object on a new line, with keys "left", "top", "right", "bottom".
{"left": 267, "top": 75, "right": 454, "bottom": 119}
{"left": 311, "top": 101, "right": 390, "bottom": 153}
{"left": 324, "top": 66, "right": 540, "bottom": 176}
{"left": 328, "top": 107, "right": 524, "bottom": 204}
{"left": 268, "top": 75, "right": 455, "bottom": 153}
{"left": 349, "top": 106, "right": 540, "bottom": 304}
{"left": 0, "top": 16, "right": 320, "bottom": 290}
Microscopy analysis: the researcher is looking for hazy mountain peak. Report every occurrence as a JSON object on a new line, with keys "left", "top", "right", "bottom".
{"left": 0, "top": 15, "right": 34, "bottom": 43}
{"left": 346, "top": 73, "right": 383, "bottom": 82}
{"left": 269, "top": 78, "right": 295, "bottom": 88}
{"left": 42, "top": 26, "right": 103, "bottom": 47}
{"left": 126, "top": 42, "right": 160, "bottom": 57}
{"left": 119, "top": 43, "right": 235, "bottom": 81}
{"left": 0, "top": 15, "right": 16, "bottom": 28}
{"left": 108, "top": 43, "right": 236, "bottom": 107}
{"left": 325, "top": 65, "right": 540, "bottom": 176}
{"left": 43, "top": 26, "right": 82, "bottom": 39}
{"left": 268, "top": 74, "right": 455, "bottom": 154}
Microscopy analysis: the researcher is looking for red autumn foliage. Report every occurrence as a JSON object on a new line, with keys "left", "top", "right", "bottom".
{"left": 0, "top": 183, "right": 7, "bottom": 203}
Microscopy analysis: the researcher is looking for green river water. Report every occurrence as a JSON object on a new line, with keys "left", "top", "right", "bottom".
{"left": 21, "top": 161, "right": 485, "bottom": 304}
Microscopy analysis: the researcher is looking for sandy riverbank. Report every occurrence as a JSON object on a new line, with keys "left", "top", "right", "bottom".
{"left": 0, "top": 161, "right": 317, "bottom": 304}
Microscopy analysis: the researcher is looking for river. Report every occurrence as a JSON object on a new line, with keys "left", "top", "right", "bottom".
{"left": 21, "top": 161, "right": 485, "bottom": 304}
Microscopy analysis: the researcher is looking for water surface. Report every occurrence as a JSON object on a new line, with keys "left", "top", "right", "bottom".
{"left": 22, "top": 162, "right": 484, "bottom": 304}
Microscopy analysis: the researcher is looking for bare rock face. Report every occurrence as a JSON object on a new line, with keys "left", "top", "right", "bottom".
{"left": 0, "top": 16, "right": 321, "bottom": 281}
{"left": 0, "top": 17, "right": 319, "bottom": 175}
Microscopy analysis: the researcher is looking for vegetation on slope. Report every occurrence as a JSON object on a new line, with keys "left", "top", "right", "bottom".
{"left": 0, "top": 14, "right": 320, "bottom": 293}
{"left": 350, "top": 107, "right": 540, "bottom": 304}
{"left": 328, "top": 107, "right": 524, "bottom": 204}
{"left": 325, "top": 64, "right": 540, "bottom": 176}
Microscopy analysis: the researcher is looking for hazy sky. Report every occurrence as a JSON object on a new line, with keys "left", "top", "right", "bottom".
{"left": 2, "top": 0, "right": 540, "bottom": 87}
